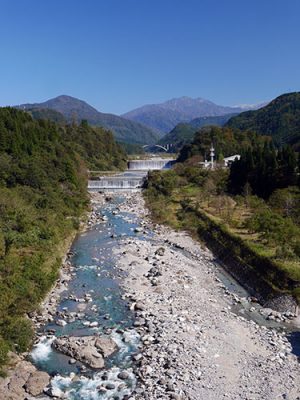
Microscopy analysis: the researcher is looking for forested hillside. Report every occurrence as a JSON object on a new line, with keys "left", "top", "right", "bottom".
{"left": 177, "top": 126, "right": 269, "bottom": 163}
{"left": 189, "top": 113, "right": 238, "bottom": 129}
{"left": 229, "top": 144, "right": 298, "bottom": 198}
{"left": 158, "top": 123, "right": 198, "bottom": 150}
{"left": 157, "top": 115, "right": 239, "bottom": 153}
{"left": 226, "top": 92, "right": 300, "bottom": 148}
{"left": 144, "top": 131, "right": 300, "bottom": 307}
{"left": 26, "top": 108, "right": 66, "bottom": 124}
{"left": 0, "top": 108, "right": 126, "bottom": 371}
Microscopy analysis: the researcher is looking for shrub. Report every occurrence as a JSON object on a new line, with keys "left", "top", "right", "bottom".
{"left": 1, "top": 317, "right": 33, "bottom": 353}
{"left": 275, "top": 245, "right": 296, "bottom": 260}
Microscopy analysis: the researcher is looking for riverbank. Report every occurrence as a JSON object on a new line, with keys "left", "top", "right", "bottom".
{"left": 115, "top": 192, "right": 300, "bottom": 399}
{"left": 144, "top": 168, "right": 300, "bottom": 306}
{"left": 30, "top": 194, "right": 106, "bottom": 330}
{"left": 0, "top": 196, "right": 105, "bottom": 399}
{"left": 2, "top": 190, "right": 300, "bottom": 399}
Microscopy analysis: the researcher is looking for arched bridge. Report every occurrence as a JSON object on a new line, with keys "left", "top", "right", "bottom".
{"left": 142, "top": 143, "right": 173, "bottom": 152}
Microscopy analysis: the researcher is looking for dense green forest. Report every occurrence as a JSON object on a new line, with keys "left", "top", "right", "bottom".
{"left": 117, "top": 141, "right": 145, "bottom": 155}
{"left": 62, "top": 120, "right": 126, "bottom": 171}
{"left": 0, "top": 108, "right": 126, "bottom": 372}
{"left": 157, "top": 123, "right": 198, "bottom": 151}
{"left": 229, "top": 144, "right": 298, "bottom": 198}
{"left": 144, "top": 131, "right": 300, "bottom": 306}
{"left": 189, "top": 113, "right": 238, "bottom": 129}
{"left": 157, "top": 115, "right": 238, "bottom": 153}
{"left": 26, "top": 108, "right": 66, "bottom": 124}
{"left": 226, "top": 92, "right": 300, "bottom": 149}
{"left": 177, "top": 126, "right": 269, "bottom": 163}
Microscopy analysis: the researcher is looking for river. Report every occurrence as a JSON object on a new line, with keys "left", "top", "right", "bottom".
{"left": 26, "top": 165, "right": 300, "bottom": 399}
{"left": 30, "top": 196, "right": 145, "bottom": 399}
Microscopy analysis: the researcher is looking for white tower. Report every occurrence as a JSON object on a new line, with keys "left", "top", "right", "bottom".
{"left": 210, "top": 144, "right": 215, "bottom": 170}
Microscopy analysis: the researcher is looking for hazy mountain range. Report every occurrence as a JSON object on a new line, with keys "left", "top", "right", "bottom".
{"left": 16, "top": 95, "right": 160, "bottom": 145}
{"left": 158, "top": 92, "right": 300, "bottom": 152}
{"left": 122, "top": 96, "right": 266, "bottom": 133}
{"left": 15, "top": 94, "right": 267, "bottom": 146}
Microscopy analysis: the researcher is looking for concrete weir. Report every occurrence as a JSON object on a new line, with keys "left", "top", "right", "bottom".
{"left": 88, "top": 158, "right": 175, "bottom": 191}
{"left": 88, "top": 173, "right": 146, "bottom": 191}
{"left": 128, "top": 158, "right": 176, "bottom": 171}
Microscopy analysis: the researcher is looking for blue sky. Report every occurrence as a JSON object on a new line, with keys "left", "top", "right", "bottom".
{"left": 0, "top": 0, "right": 299, "bottom": 114}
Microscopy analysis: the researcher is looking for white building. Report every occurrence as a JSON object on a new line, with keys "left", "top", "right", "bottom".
{"left": 199, "top": 154, "right": 241, "bottom": 169}
{"left": 223, "top": 154, "right": 241, "bottom": 167}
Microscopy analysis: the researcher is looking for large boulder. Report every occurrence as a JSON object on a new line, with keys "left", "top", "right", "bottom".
{"left": 52, "top": 335, "right": 117, "bottom": 369}
{"left": 24, "top": 370, "right": 50, "bottom": 396}
{"left": 0, "top": 358, "right": 50, "bottom": 400}
{"left": 95, "top": 336, "right": 118, "bottom": 358}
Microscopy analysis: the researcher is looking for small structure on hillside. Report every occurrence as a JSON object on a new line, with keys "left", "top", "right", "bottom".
{"left": 199, "top": 152, "right": 241, "bottom": 169}
{"left": 199, "top": 144, "right": 216, "bottom": 169}
{"left": 223, "top": 154, "right": 241, "bottom": 167}
{"left": 210, "top": 144, "right": 215, "bottom": 170}
{"left": 199, "top": 159, "right": 212, "bottom": 169}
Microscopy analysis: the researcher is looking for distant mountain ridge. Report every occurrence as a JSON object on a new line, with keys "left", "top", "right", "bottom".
{"left": 158, "top": 113, "right": 236, "bottom": 152}
{"left": 16, "top": 95, "right": 159, "bottom": 145}
{"left": 189, "top": 113, "right": 238, "bottom": 129}
{"left": 226, "top": 92, "right": 300, "bottom": 148}
{"left": 122, "top": 96, "right": 265, "bottom": 133}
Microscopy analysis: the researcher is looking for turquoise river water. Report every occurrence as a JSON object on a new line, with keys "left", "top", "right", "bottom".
{"left": 29, "top": 194, "right": 300, "bottom": 399}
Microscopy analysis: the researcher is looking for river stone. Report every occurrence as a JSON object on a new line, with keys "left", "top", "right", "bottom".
{"left": 95, "top": 337, "right": 118, "bottom": 357}
{"left": 0, "top": 360, "right": 36, "bottom": 400}
{"left": 170, "top": 393, "right": 183, "bottom": 400}
{"left": 117, "top": 371, "right": 129, "bottom": 380}
{"left": 134, "top": 302, "right": 145, "bottom": 311}
{"left": 52, "top": 336, "right": 117, "bottom": 369}
{"left": 25, "top": 370, "right": 50, "bottom": 396}
{"left": 155, "top": 247, "right": 165, "bottom": 256}
{"left": 105, "top": 382, "right": 116, "bottom": 390}
{"left": 56, "top": 319, "right": 67, "bottom": 327}
{"left": 97, "top": 386, "right": 108, "bottom": 393}
{"left": 44, "top": 385, "right": 64, "bottom": 398}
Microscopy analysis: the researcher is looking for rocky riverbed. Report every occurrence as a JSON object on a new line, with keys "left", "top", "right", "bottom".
{"left": 114, "top": 192, "right": 300, "bottom": 400}
{"left": 1, "top": 191, "right": 300, "bottom": 399}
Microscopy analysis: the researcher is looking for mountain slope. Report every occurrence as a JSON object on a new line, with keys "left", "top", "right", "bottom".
{"left": 17, "top": 95, "right": 159, "bottom": 145}
{"left": 189, "top": 113, "right": 238, "bottom": 129}
{"left": 158, "top": 123, "right": 197, "bottom": 150}
{"left": 226, "top": 92, "right": 300, "bottom": 148}
{"left": 123, "top": 96, "right": 262, "bottom": 133}
{"left": 157, "top": 113, "right": 238, "bottom": 152}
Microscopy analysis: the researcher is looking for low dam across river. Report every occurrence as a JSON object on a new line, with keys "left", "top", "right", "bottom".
{"left": 88, "top": 158, "right": 175, "bottom": 191}
{"left": 127, "top": 158, "right": 176, "bottom": 171}
{"left": 88, "top": 172, "right": 147, "bottom": 191}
